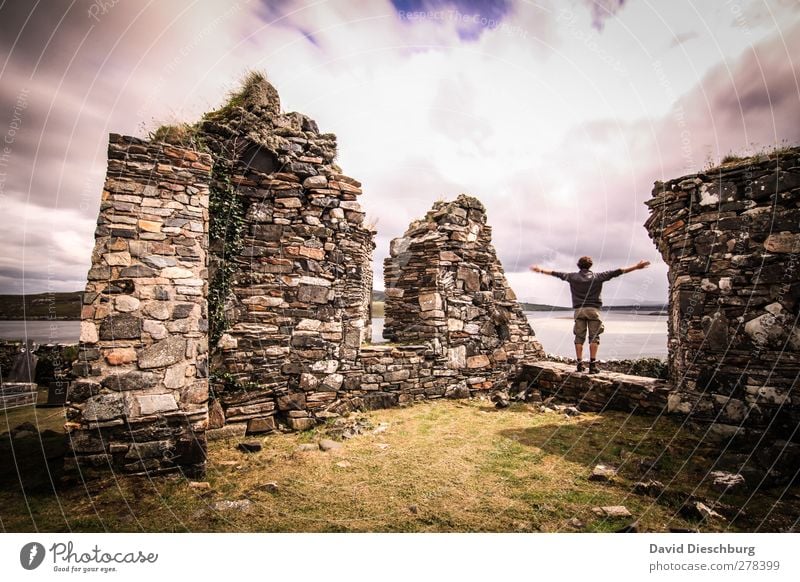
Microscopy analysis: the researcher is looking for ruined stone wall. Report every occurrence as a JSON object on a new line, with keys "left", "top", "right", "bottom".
{"left": 67, "top": 134, "right": 211, "bottom": 476}
{"left": 645, "top": 149, "right": 800, "bottom": 439}
{"left": 68, "top": 78, "right": 550, "bottom": 474}
{"left": 197, "top": 80, "right": 375, "bottom": 435}
{"left": 383, "top": 195, "right": 545, "bottom": 394}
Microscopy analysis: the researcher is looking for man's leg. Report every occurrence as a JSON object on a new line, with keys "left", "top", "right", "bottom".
{"left": 573, "top": 312, "right": 587, "bottom": 372}
{"left": 587, "top": 309, "right": 604, "bottom": 373}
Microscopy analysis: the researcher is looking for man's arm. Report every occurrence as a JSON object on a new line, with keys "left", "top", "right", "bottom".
{"left": 530, "top": 265, "right": 554, "bottom": 275}
{"left": 620, "top": 260, "right": 651, "bottom": 274}
{"left": 595, "top": 260, "right": 651, "bottom": 282}
{"left": 530, "top": 265, "right": 567, "bottom": 280}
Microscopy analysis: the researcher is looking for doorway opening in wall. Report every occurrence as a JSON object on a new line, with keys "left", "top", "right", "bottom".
{"left": 523, "top": 305, "right": 668, "bottom": 363}
{"left": 368, "top": 289, "right": 387, "bottom": 344}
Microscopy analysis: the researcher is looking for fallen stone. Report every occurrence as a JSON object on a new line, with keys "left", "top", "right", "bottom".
{"left": 189, "top": 481, "right": 211, "bottom": 490}
{"left": 589, "top": 464, "right": 617, "bottom": 482}
{"left": 335, "top": 461, "right": 352, "bottom": 468}
{"left": 709, "top": 471, "right": 746, "bottom": 493}
{"left": 680, "top": 501, "right": 725, "bottom": 521}
{"left": 592, "top": 506, "right": 632, "bottom": 518}
{"left": 212, "top": 500, "right": 253, "bottom": 513}
{"left": 491, "top": 390, "right": 510, "bottom": 409}
{"left": 207, "top": 424, "right": 247, "bottom": 441}
{"left": 296, "top": 443, "right": 317, "bottom": 452}
{"left": 262, "top": 482, "right": 279, "bottom": 493}
{"left": 237, "top": 441, "right": 263, "bottom": 453}
{"left": 318, "top": 438, "right": 342, "bottom": 452}
{"left": 568, "top": 517, "right": 585, "bottom": 529}
{"left": 633, "top": 480, "right": 665, "bottom": 497}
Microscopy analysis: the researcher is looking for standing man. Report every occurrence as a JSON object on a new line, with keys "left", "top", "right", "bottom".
{"left": 530, "top": 256, "right": 650, "bottom": 373}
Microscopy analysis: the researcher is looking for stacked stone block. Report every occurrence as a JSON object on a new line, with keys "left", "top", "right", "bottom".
{"left": 383, "top": 195, "right": 545, "bottom": 394}
{"left": 67, "top": 135, "right": 211, "bottom": 476}
{"left": 644, "top": 148, "right": 800, "bottom": 439}
{"left": 198, "top": 78, "right": 375, "bottom": 434}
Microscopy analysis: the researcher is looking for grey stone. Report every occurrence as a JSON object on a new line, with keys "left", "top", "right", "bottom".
{"left": 143, "top": 301, "right": 171, "bottom": 320}
{"left": 592, "top": 506, "right": 632, "bottom": 518}
{"left": 99, "top": 315, "right": 141, "bottom": 340}
{"left": 589, "top": 464, "right": 617, "bottom": 482}
{"left": 134, "top": 393, "right": 178, "bottom": 416}
{"left": 318, "top": 438, "right": 342, "bottom": 452}
{"left": 101, "top": 371, "right": 157, "bottom": 392}
{"left": 120, "top": 264, "right": 158, "bottom": 278}
{"left": 141, "top": 254, "right": 178, "bottom": 268}
{"left": 298, "top": 284, "right": 329, "bottom": 304}
{"left": 172, "top": 303, "right": 195, "bottom": 319}
{"left": 212, "top": 500, "right": 253, "bottom": 513}
{"left": 82, "top": 393, "right": 125, "bottom": 422}
{"left": 709, "top": 471, "right": 746, "bottom": 493}
{"left": 137, "top": 336, "right": 186, "bottom": 369}
{"left": 633, "top": 480, "right": 664, "bottom": 496}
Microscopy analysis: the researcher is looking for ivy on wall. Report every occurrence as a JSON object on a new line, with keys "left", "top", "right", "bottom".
{"left": 208, "top": 160, "right": 245, "bottom": 347}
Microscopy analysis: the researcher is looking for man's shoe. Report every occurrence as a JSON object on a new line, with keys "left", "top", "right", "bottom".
{"left": 576, "top": 361, "right": 585, "bottom": 373}
{"left": 589, "top": 361, "right": 599, "bottom": 374}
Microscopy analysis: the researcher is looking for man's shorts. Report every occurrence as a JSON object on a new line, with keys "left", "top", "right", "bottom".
{"left": 573, "top": 307, "right": 604, "bottom": 344}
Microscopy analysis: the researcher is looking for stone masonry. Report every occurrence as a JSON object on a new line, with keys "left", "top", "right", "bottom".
{"left": 644, "top": 149, "right": 800, "bottom": 440}
{"left": 71, "top": 74, "right": 800, "bottom": 478}
{"left": 384, "top": 195, "right": 545, "bottom": 392}
{"left": 196, "top": 76, "right": 375, "bottom": 435}
{"left": 68, "top": 77, "right": 544, "bottom": 474}
{"left": 68, "top": 135, "right": 211, "bottom": 476}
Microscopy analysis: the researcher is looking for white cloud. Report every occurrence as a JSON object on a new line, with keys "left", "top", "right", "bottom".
{"left": 0, "top": 0, "right": 797, "bottom": 304}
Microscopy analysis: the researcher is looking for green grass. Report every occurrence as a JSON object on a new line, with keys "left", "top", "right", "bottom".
{"left": 0, "top": 399, "right": 797, "bottom": 532}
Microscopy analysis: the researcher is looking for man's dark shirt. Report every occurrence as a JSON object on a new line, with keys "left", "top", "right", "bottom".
{"left": 551, "top": 268, "right": 624, "bottom": 308}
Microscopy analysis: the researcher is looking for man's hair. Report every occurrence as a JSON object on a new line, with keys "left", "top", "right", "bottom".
{"left": 577, "top": 256, "right": 593, "bottom": 270}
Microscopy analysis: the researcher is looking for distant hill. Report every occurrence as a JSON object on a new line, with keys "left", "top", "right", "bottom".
{"left": 372, "top": 291, "right": 665, "bottom": 313}
{"left": 0, "top": 292, "right": 82, "bottom": 320}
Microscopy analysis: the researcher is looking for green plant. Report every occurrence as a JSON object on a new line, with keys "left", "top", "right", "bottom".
{"left": 148, "top": 122, "right": 206, "bottom": 150}
{"left": 202, "top": 71, "right": 275, "bottom": 121}
{"left": 208, "top": 161, "right": 246, "bottom": 347}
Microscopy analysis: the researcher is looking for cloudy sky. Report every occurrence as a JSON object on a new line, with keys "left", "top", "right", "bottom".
{"left": 0, "top": 0, "right": 798, "bottom": 305}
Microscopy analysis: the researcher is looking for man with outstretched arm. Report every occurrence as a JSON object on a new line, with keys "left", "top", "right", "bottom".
{"left": 529, "top": 256, "right": 651, "bottom": 374}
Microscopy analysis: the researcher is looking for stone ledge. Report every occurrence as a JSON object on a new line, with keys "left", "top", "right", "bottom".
{"left": 518, "top": 360, "right": 671, "bottom": 415}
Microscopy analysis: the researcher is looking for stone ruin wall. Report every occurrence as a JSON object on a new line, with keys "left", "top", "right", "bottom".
{"left": 68, "top": 78, "right": 541, "bottom": 475}
{"left": 70, "top": 76, "right": 800, "bottom": 478}
{"left": 196, "top": 84, "right": 375, "bottom": 435}
{"left": 68, "top": 135, "right": 211, "bottom": 476}
{"left": 645, "top": 148, "right": 800, "bottom": 440}
{"left": 383, "top": 195, "right": 545, "bottom": 392}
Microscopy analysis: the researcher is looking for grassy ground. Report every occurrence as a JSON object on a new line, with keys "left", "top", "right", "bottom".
{"left": 1, "top": 399, "right": 798, "bottom": 532}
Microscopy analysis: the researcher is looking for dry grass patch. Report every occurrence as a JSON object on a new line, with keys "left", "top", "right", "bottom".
{"left": 1, "top": 399, "right": 798, "bottom": 532}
